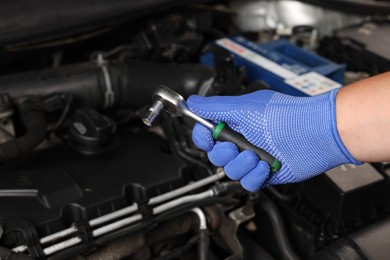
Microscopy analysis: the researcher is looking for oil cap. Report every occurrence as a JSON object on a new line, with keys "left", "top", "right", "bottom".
{"left": 67, "top": 109, "right": 116, "bottom": 155}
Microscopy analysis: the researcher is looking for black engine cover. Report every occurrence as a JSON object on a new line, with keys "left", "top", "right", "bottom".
{"left": 0, "top": 126, "right": 186, "bottom": 239}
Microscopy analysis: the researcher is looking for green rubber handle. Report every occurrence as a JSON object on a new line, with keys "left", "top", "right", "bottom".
{"left": 212, "top": 122, "right": 281, "bottom": 173}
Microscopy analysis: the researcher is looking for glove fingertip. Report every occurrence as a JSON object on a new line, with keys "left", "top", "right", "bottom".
{"left": 192, "top": 123, "right": 214, "bottom": 152}
{"left": 225, "top": 150, "right": 258, "bottom": 180}
{"left": 240, "top": 161, "right": 270, "bottom": 192}
{"left": 208, "top": 142, "right": 239, "bottom": 167}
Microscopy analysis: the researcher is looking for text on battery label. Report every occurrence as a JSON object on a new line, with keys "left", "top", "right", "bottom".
{"left": 285, "top": 72, "right": 341, "bottom": 96}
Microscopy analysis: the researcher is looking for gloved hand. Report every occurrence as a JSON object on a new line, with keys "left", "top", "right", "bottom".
{"left": 187, "top": 89, "right": 361, "bottom": 192}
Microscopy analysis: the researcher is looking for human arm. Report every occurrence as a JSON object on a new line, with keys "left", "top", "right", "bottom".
{"left": 337, "top": 72, "right": 390, "bottom": 162}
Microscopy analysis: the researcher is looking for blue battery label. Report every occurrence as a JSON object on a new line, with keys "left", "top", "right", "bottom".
{"left": 215, "top": 37, "right": 342, "bottom": 96}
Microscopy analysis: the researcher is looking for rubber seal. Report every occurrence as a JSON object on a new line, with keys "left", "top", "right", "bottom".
{"left": 271, "top": 159, "right": 282, "bottom": 173}
{"left": 212, "top": 122, "right": 225, "bottom": 139}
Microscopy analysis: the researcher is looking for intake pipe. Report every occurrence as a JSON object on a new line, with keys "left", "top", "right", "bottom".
{"left": 0, "top": 58, "right": 215, "bottom": 109}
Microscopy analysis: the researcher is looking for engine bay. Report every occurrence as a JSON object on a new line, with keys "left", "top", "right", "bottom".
{"left": 0, "top": 1, "right": 390, "bottom": 259}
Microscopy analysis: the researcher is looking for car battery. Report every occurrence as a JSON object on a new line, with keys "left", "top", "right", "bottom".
{"left": 201, "top": 36, "right": 345, "bottom": 96}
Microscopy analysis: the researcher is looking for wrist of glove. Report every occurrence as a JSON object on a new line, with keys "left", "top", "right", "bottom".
{"left": 187, "top": 89, "right": 361, "bottom": 192}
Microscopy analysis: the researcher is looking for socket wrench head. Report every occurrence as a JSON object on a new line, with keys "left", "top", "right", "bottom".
{"left": 142, "top": 85, "right": 215, "bottom": 130}
{"left": 152, "top": 86, "right": 186, "bottom": 116}
{"left": 142, "top": 86, "right": 185, "bottom": 126}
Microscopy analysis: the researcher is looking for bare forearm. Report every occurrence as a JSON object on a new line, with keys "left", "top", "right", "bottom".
{"left": 336, "top": 72, "right": 390, "bottom": 162}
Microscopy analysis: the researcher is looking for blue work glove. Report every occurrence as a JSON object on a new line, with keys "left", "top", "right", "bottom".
{"left": 187, "top": 89, "right": 361, "bottom": 192}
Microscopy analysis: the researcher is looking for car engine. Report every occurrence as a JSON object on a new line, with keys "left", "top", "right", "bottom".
{"left": 0, "top": 1, "right": 390, "bottom": 259}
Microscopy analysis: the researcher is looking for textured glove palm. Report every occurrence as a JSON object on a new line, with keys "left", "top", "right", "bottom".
{"left": 187, "top": 89, "right": 361, "bottom": 192}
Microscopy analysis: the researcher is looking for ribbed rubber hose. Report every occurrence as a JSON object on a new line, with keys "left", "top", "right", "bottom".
{"left": 0, "top": 59, "right": 215, "bottom": 109}
{"left": 0, "top": 59, "right": 214, "bottom": 162}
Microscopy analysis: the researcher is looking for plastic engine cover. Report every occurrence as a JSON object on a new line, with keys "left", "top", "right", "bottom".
{"left": 0, "top": 126, "right": 187, "bottom": 239}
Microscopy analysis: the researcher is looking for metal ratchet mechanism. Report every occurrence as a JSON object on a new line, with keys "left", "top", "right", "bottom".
{"left": 142, "top": 86, "right": 281, "bottom": 173}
